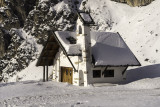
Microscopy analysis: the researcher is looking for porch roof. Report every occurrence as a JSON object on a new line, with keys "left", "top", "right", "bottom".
{"left": 36, "top": 34, "right": 59, "bottom": 66}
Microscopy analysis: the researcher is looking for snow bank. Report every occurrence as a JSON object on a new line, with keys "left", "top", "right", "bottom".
{"left": 125, "top": 64, "right": 160, "bottom": 83}
{"left": 125, "top": 77, "right": 160, "bottom": 89}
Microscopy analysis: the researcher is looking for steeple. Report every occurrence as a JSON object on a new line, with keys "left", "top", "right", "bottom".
{"left": 76, "top": 11, "right": 95, "bottom": 86}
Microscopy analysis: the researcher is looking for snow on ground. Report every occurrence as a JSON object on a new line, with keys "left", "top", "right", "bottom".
{"left": 1, "top": 63, "right": 160, "bottom": 107}
{"left": 124, "top": 64, "right": 160, "bottom": 84}
{"left": 1, "top": 78, "right": 160, "bottom": 107}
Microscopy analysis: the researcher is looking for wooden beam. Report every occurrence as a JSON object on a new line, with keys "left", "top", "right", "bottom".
{"left": 122, "top": 66, "right": 128, "bottom": 75}
{"left": 48, "top": 36, "right": 56, "bottom": 42}
{"left": 41, "top": 51, "right": 57, "bottom": 56}
{"left": 46, "top": 66, "right": 48, "bottom": 81}
{"left": 45, "top": 45, "right": 59, "bottom": 50}
{"left": 40, "top": 57, "right": 54, "bottom": 60}
{"left": 102, "top": 66, "right": 108, "bottom": 75}
{"left": 43, "top": 50, "right": 58, "bottom": 52}
{"left": 43, "top": 66, "right": 45, "bottom": 82}
{"left": 46, "top": 41, "right": 57, "bottom": 44}
{"left": 44, "top": 49, "right": 59, "bottom": 51}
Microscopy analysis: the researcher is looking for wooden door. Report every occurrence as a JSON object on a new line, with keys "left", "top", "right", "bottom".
{"left": 61, "top": 67, "right": 73, "bottom": 84}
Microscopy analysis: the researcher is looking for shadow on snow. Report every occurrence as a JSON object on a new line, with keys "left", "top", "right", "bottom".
{"left": 123, "top": 64, "right": 160, "bottom": 84}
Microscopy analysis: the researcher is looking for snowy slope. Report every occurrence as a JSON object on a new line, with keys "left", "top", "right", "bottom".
{"left": 85, "top": 0, "right": 160, "bottom": 66}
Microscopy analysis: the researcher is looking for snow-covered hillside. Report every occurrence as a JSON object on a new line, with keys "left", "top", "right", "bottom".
{"left": 85, "top": 0, "right": 160, "bottom": 66}
{"left": 0, "top": 0, "right": 160, "bottom": 84}
{"left": 9, "top": 0, "right": 160, "bottom": 82}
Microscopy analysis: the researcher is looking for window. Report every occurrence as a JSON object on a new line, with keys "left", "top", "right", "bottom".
{"left": 93, "top": 70, "right": 101, "bottom": 78}
{"left": 70, "top": 70, "right": 72, "bottom": 76}
{"left": 79, "top": 26, "right": 82, "bottom": 34}
{"left": 66, "top": 69, "right": 68, "bottom": 75}
{"left": 66, "top": 36, "right": 76, "bottom": 44}
{"left": 103, "top": 70, "right": 114, "bottom": 77}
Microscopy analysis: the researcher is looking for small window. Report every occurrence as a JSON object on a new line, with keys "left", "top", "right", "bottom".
{"left": 79, "top": 26, "right": 82, "bottom": 34}
{"left": 103, "top": 70, "right": 114, "bottom": 77}
{"left": 66, "top": 36, "right": 76, "bottom": 44}
{"left": 70, "top": 70, "right": 72, "bottom": 76}
{"left": 66, "top": 69, "right": 68, "bottom": 75}
{"left": 93, "top": 70, "right": 101, "bottom": 78}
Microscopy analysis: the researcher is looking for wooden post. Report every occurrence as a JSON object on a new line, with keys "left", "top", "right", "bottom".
{"left": 46, "top": 66, "right": 48, "bottom": 81}
{"left": 43, "top": 66, "right": 45, "bottom": 82}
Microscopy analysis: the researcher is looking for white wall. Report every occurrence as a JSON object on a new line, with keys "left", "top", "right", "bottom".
{"left": 88, "top": 67, "right": 127, "bottom": 84}
{"left": 53, "top": 48, "right": 127, "bottom": 85}
{"left": 53, "top": 48, "right": 81, "bottom": 86}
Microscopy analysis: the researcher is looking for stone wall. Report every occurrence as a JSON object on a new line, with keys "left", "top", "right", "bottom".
{"left": 111, "top": 0, "right": 154, "bottom": 6}
{"left": 0, "top": 0, "right": 37, "bottom": 75}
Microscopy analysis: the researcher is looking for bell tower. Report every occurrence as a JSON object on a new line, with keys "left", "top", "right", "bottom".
{"left": 76, "top": 11, "right": 95, "bottom": 86}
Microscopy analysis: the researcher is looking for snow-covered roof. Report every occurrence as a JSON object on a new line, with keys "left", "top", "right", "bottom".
{"left": 54, "top": 31, "right": 140, "bottom": 66}
{"left": 55, "top": 31, "right": 81, "bottom": 56}
{"left": 80, "top": 13, "right": 92, "bottom": 22}
{"left": 77, "top": 11, "right": 95, "bottom": 25}
{"left": 91, "top": 32, "right": 140, "bottom": 66}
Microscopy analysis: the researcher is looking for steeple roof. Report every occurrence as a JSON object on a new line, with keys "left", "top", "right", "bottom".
{"left": 77, "top": 11, "right": 95, "bottom": 25}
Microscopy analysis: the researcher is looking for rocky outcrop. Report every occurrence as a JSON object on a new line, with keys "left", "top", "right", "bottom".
{"left": 111, "top": 0, "right": 154, "bottom": 6}
{"left": 0, "top": 0, "right": 79, "bottom": 82}
{"left": 24, "top": 0, "right": 77, "bottom": 44}
{"left": 0, "top": 28, "right": 37, "bottom": 82}
{"left": 0, "top": 0, "right": 37, "bottom": 57}
{"left": 0, "top": 0, "right": 38, "bottom": 81}
{"left": 0, "top": 27, "right": 11, "bottom": 58}
{"left": 9, "top": 0, "right": 37, "bottom": 27}
{"left": 0, "top": 30, "right": 5, "bottom": 58}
